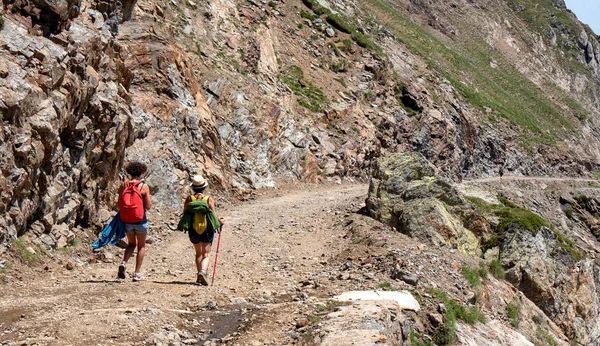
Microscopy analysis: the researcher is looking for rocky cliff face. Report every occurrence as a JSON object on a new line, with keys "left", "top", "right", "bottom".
{"left": 1, "top": 0, "right": 599, "bottom": 260}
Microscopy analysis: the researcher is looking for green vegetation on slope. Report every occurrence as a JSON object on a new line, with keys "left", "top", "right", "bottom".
{"left": 363, "top": 0, "right": 584, "bottom": 147}
{"left": 467, "top": 196, "right": 581, "bottom": 259}
{"left": 301, "top": 0, "right": 379, "bottom": 51}
{"left": 280, "top": 65, "right": 329, "bottom": 112}
{"left": 507, "top": 0, "right": 591, "bottom": 76}
{"left": 428, "top": 289, "right": 487, "bottom": 345}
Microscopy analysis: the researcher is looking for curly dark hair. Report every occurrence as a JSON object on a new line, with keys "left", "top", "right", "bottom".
{"left": 125, "top": 161, "right": 148, "bottom": 178}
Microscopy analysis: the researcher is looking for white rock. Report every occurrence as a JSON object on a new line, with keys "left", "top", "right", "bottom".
{"left": 334, "top": 290, "right": 420, "bottom": 311}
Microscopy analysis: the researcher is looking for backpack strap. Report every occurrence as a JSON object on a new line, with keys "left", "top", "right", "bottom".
{"left": 190, "top": 194, "right": 209, "bottom": 202}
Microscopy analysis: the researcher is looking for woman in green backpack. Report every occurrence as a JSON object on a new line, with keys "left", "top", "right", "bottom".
{"left": 182, "top": 175, "right": 225, "bottom": 285}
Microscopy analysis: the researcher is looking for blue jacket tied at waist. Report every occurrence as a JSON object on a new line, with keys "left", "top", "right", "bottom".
{"left": 91, "top": 213, "right": 126, "bottom": 250}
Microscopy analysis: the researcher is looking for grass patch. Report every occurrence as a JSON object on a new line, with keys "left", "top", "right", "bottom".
{"left": 0, "top": 266, "right": 10, "bottom": 282}
{"left": 339, "top": 39, "right": 353, "bottom": 52}
{"left": 308, "top": 315, "right": 321, "bottom": 324}
{"left": 506, "top": 302, "right": 520, "bottom": 328}
{"left": 428, "top": 289, "right": 487, "bottom": 344}
{"left": 9, "top": 238, "right": 41, "bottom": 263}
{"left": 564, "top": 204, "right": 574, "bottom": 218}
{"left": 488, "top": 259, "right": 505, "bottom": 280}
{"left": 330, "top": 59, "right": 350, "bottom": 73}
{"left": 280, "top": 65, "right": 329, "bottom": 112}
{"left": 494, "top": 196, "right": 548, "bottom": 234}
{"left": 461, "top": 265, "right": 481, "bottom": 288}
{"left": 478, "top": 262, "right": 488, "bottom": 279}
{"left": 362, "top": 0, "right": 582, "bottom": 147}
{"left": 315, "top": 300, "right": 348, "bottom": 314}
{"left": 378, "top": 281, "right": 395, "bottom": 291}
{"left": 410, "top": 332, "right": 434, "bottom": 346}
{"left": 468, "top": 196, "right": 582, "bottom": 260}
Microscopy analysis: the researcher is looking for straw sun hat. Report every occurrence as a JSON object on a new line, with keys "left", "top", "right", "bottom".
{"left": 190, "top": 175, "right": 208, "bottom": 189}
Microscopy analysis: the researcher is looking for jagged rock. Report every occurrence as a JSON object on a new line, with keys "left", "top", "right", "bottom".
{"left": 391, "top": 268, "right": 418, "bottom": 286}
{"left": 0, "top": 58, "right": 8, "bottom": 78}
{"left": 499, "top": 225, "right": 600, "bottom": 344}
{"left": 427, "top": 312, "right": 443, "bottom": 328}
{"left": 296, "top": 317, "right": 309, "bottom": 328}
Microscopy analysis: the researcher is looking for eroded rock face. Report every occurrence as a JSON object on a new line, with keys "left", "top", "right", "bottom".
{"left": 2, "top": 0, "right": 81, "bottom": 35}
{"left": 0, "top": 12, "right": 138, "bottom": 248}
{"left": 499, "top": 225, "right": 600, "bottom": 344}
{"left": 366, "top": 152, "right": 487, "bottom": 255}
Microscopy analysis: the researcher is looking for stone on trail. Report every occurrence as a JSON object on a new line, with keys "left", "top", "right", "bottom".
{"left": 334, "top": 290, "right": 420, "bottom": 311}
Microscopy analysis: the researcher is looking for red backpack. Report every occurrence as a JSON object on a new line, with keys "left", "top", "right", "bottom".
{"left": 119, "top": 181, "right": 145, "bottom": 223}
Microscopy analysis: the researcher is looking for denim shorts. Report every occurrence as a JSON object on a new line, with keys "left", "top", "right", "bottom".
{"left": 124, "top": 222, "right": 149, "bottom": 234}
{"left": 189, "top": 230, "right": 215, "bottom": 245}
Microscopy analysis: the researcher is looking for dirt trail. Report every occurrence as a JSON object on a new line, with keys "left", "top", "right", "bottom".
{"left": 0, "top": 184, "right": 368, "bottom": 345}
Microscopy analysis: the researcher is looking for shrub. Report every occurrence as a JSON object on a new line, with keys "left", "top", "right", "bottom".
{"left": 478, "top": 262, "right": 488, "bottom": 279}
{"left": 410, "top": 332, "right": 433, "bottom": 346}
{"left": 564, "top": 204, "right": 573, "bottom": 218}
{"left": 507, "top": 303, "right": 520, "bottom": 328}
{"left": 462, "top": 265, "right": 481, "bottom": 288}
{"left": 488, "top": 260, "right": 505, "bottom": 280}
{"left": 340, "top": 39, "right": 353, "bottom": 52}
{"left": 429, "top": 289, "right": 487, "bottom": 344}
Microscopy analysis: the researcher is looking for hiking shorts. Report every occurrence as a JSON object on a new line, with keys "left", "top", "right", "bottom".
{"left": 189, "top": 230, "right": 215, "bottom": 245}
{"left": 124, "top": 222, "right": 149, "bottom": 234}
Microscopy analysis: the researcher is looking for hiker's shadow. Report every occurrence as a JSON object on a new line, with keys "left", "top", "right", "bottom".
{"left": 81, "top": 279, "right": 122, "bottom": 284}
{"left": 152, "top": 280, "right": 199, "bottom": 286}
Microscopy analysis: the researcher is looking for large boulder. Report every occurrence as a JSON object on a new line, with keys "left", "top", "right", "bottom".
{"left": 366, "top": 152, "right": 485, "bottom": 256}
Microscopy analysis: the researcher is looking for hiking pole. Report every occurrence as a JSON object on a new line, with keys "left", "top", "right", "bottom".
{"left": 211, "top": 225, "right": 223, "bottom": 285}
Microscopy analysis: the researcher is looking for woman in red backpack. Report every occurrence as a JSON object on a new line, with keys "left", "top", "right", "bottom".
{"left": 117, "top": 161, "right": 152, "bottom": 281}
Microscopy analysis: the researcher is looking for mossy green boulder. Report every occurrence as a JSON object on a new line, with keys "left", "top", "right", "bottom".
{"left": 367, "top": 153, "right": 484, "bottom": 256}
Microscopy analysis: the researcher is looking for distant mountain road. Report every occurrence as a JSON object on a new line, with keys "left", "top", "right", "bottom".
{"left": 463, "top": 176, "right": 599, "bottom": 184}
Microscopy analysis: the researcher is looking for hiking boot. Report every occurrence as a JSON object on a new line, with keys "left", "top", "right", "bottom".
{"left": 197, "top": 272, "right": 208, "bottom": 286}
{"left": 118, "top": 264, "right": 126, "bottom": 279}
{"left": 132, "top": 272, "right": 147, "bottom": 282}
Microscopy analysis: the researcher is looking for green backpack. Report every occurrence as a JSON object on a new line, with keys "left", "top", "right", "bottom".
{"left": 189, "top": 195, "right": 209, "bottom": 234}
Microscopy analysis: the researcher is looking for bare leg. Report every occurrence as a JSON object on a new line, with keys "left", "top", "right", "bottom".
{"left": 193, "top": 242, "right": 212, "bottom": 273}
{"left": 123, "top": 233, "right": 137, "bottom": 264}
{"left": 134, "top": 232, "right": 147, "bottom": 273}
